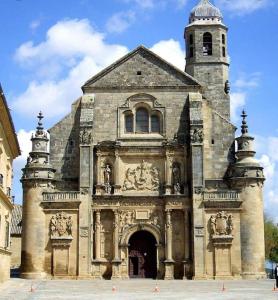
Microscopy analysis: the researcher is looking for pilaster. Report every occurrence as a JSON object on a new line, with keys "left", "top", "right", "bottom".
{"left": 189, "top": 93, "right": 206, "bottom": 280}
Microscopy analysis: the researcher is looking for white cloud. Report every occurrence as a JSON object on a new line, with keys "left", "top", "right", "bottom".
{"left": 106, "top": 11, "right": 136, "bottom": 34}
{"left": 29, "top": 20, "right": 41, "bottom": 33}
{"left": 230, "top": 92, "right": 246, "bottom": 122}
{"left": 151, "top": 39, "right": 185, "bottom": 70}
{"left": 216, "top": 0, "right": 269, "bottom": 14}
{"left": 12, "top": 19, "right": 129, "bottom": 118}
{"left": 230, "top": 72, "right": 261, "bottom": 123}
{"left": 124, "top": 0, "right": 188, "bottom": 9}
{"left": 16, "top": 129, "right": 34, "bottom": 162}
{"left": 13, "top": 19, "right": 186, "bottom": 119}
{"left": 255, "top": 136, "right": 278, "bottom": 218}
{"left": 234, "top": 72, "right": 261, "bottom": 89}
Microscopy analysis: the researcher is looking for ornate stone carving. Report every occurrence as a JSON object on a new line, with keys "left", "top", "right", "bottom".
{"left": 50, "top": 212, "right": 73, "bottom": 238}
{"left": 122, "top": 160, "right": 160, "bottom": 192}
{"left": 81, "top": 188, "right": 89, "bottom": 195}
{"left": 172, "top": 162, "right": 181, "bottom": 194}
{"left": 119, "top": 210, "right": 135, "bottom": 228}
{"left": 210, "top": 211, "right": 233, "bottom": 236}
{"left": 80, "top": 227, "right": 89, "bottom": 237}
{"left": 194, "top": 187, "right": 203, "bottom": 194}
{"left": 190, "top": 128, "right": 203, "bottom": 144}
{"left": 79, "top": 128, "right": 91, "bottom": 145}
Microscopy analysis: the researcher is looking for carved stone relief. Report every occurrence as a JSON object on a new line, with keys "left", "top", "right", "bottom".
{"left": 50, "top": 212, "right": 73, "bottom": 238}
{"left": 190, "top": 128, "right": 204, "bottom": 144}
{"left": 210, "top": 211, "right": 233, "bottom": 236}
{"left": 122, "top": 160, "right": 160, "bottom": 192}
{"left": 79, "top": 128, "right": 92, "bottom": 145}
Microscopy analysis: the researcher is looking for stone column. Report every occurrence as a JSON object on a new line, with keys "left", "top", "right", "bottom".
{"left": 189, "top": 93, "right": 206, "bottom": 280}
{"left": 94, "top": 210, "right": 101, "bottom": 260}
{"left": 183, "top": 209, "right": 191, "bottom": 279}
{"left": 92, "top": 210, "right": 102, "bottom": 279}
{"left": 164, "top": 209, "right": 174, "bottom": 279}
{"left": 165, "top": 151, "right": 173, "bottom": 195}
{"left": 114, "top": 150, "right": 121, "bottom": 195}
{"left": 112, "top": 210, "right": 121, "bottom": 278}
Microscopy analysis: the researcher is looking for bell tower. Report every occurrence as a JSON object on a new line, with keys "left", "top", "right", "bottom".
{"left": 185, "top": 0, "right": 230, "bottom": 118}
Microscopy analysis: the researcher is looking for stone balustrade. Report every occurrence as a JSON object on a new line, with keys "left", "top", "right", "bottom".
{"left": 43, "top": 192, "right": 80, "bottom": 202}
{"left": 204, "top": 191, "right": 239, "bottom": 201}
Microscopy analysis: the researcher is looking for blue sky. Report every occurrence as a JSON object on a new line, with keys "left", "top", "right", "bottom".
{"left": 0, "top": 0, "right": 277, "bottom": 219}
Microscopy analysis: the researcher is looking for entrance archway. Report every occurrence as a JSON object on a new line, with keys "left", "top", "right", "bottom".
{"left": 128, "top": 230, "right": 157, "bottom": 279}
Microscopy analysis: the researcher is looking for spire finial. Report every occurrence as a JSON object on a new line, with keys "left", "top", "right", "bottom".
{"left": 241, "top": 110, "right": 248, "bottom": 135}
{"left": 36, "top": 111, "right": 44, "bottom": 134}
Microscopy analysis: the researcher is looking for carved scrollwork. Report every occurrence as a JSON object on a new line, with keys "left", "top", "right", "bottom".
{"left": 50, "top": 212, "right": 73, "bottom": 238}
{"left": 122, "top": 160, "right": 160, "bottom": 192}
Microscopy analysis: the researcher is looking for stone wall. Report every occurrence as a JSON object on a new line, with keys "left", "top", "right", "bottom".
{"left": 11, "top": 235, "right": 21, "bottom": 268}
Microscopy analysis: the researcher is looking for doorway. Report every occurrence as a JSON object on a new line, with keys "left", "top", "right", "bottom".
{"left": 128, "top": 230, "right": 157, "bottom": 279}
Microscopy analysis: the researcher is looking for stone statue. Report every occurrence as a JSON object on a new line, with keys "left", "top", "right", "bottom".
{"left": 104, "top": 164, "right": 112, "bottom": 184}
{"left": 50, "top": 216, "right": 57, "bottom": 236}
{"left": 172, "top": 163, "right": 181, "bottom": 194}
{"left": 66, "top": 216, "right": 73, "bottom": 235}
{"left": 210, "top": 215, "right": 216, "bottom": 235}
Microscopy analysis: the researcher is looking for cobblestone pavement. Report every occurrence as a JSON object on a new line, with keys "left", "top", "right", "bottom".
{"left": 1, "top": 279, "right": 278, "bottom": 300}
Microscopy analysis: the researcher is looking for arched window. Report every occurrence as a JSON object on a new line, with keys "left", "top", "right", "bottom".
{"left": 125, "top": 113, "right": 134, "bottom": 133}
{"left": 151, "top": 114, "right": 160, "bottom": 133}
{"left": 222, "top": 34, "right": 225, "bottom": 45}
{"left": 222, "top": 47, "right": 226, "bottom": 57}
{"left": 203, "top": 32, "right": 212, "bottom": 56}
{"left": 189, "top": 34, "right": 193, "bottom": 45}
{"left": 136, "top": 108, "right": 149, "bottom": 133}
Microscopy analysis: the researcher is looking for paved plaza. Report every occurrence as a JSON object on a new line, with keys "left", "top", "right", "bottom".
{"left": 1, "top": 279, "right": 278, "bottom": 300}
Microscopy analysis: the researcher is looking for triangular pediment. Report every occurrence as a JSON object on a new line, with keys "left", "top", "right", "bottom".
{"left": 82, "top": 46, "right": 201, "bottom": 91}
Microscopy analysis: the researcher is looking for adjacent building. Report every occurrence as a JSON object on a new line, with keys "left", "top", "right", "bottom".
{"left": 21, "top": 0, "right": 266, "bottom": 280}
{"left": 11, "top": 204, "right": 22, "bottom": 269}
{"left": 0, "top": 84, "right": 20, "bottom": 282}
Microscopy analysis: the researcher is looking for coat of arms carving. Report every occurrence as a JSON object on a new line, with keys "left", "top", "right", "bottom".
{"left": 50, "top": 212, "right": 73, "bottom": 238}
{"left": 209, "top": 211, "right": 233, "bottom": 236}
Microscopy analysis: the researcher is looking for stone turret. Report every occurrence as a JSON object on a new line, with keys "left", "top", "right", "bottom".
{"left": 21, "top": 112, "right": 56, "bottom": 279}
{"left": 185, "top": 0, "right": 230, "bottom": 118}
{"left": 230, "top": 110, "right": 266, "bottom": 279}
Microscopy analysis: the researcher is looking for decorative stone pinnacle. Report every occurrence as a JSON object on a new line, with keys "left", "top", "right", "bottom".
{"left": 36, "top": 111, "right": 44, "bottom": 134}
{"left": 241, "top": 110, "right": 248, "bottom": 135}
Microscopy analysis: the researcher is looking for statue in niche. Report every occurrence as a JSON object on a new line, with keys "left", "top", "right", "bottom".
{"left": 104, "top": 164, "right": 112, "bottom": 194}
{"left": 172, "top": 162, "right": 181, "bottom": 194}
{"left": 123, "top": 161, "right": 160, "bottom": 191}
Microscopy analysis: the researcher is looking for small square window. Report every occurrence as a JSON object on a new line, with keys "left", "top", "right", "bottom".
{"left": 137, "top": 71, "right": 142, "bottom": 75}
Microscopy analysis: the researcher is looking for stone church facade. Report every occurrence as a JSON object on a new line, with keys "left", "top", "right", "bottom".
{"left": 21, "top": 0, "right": 266, "bottom": 280}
